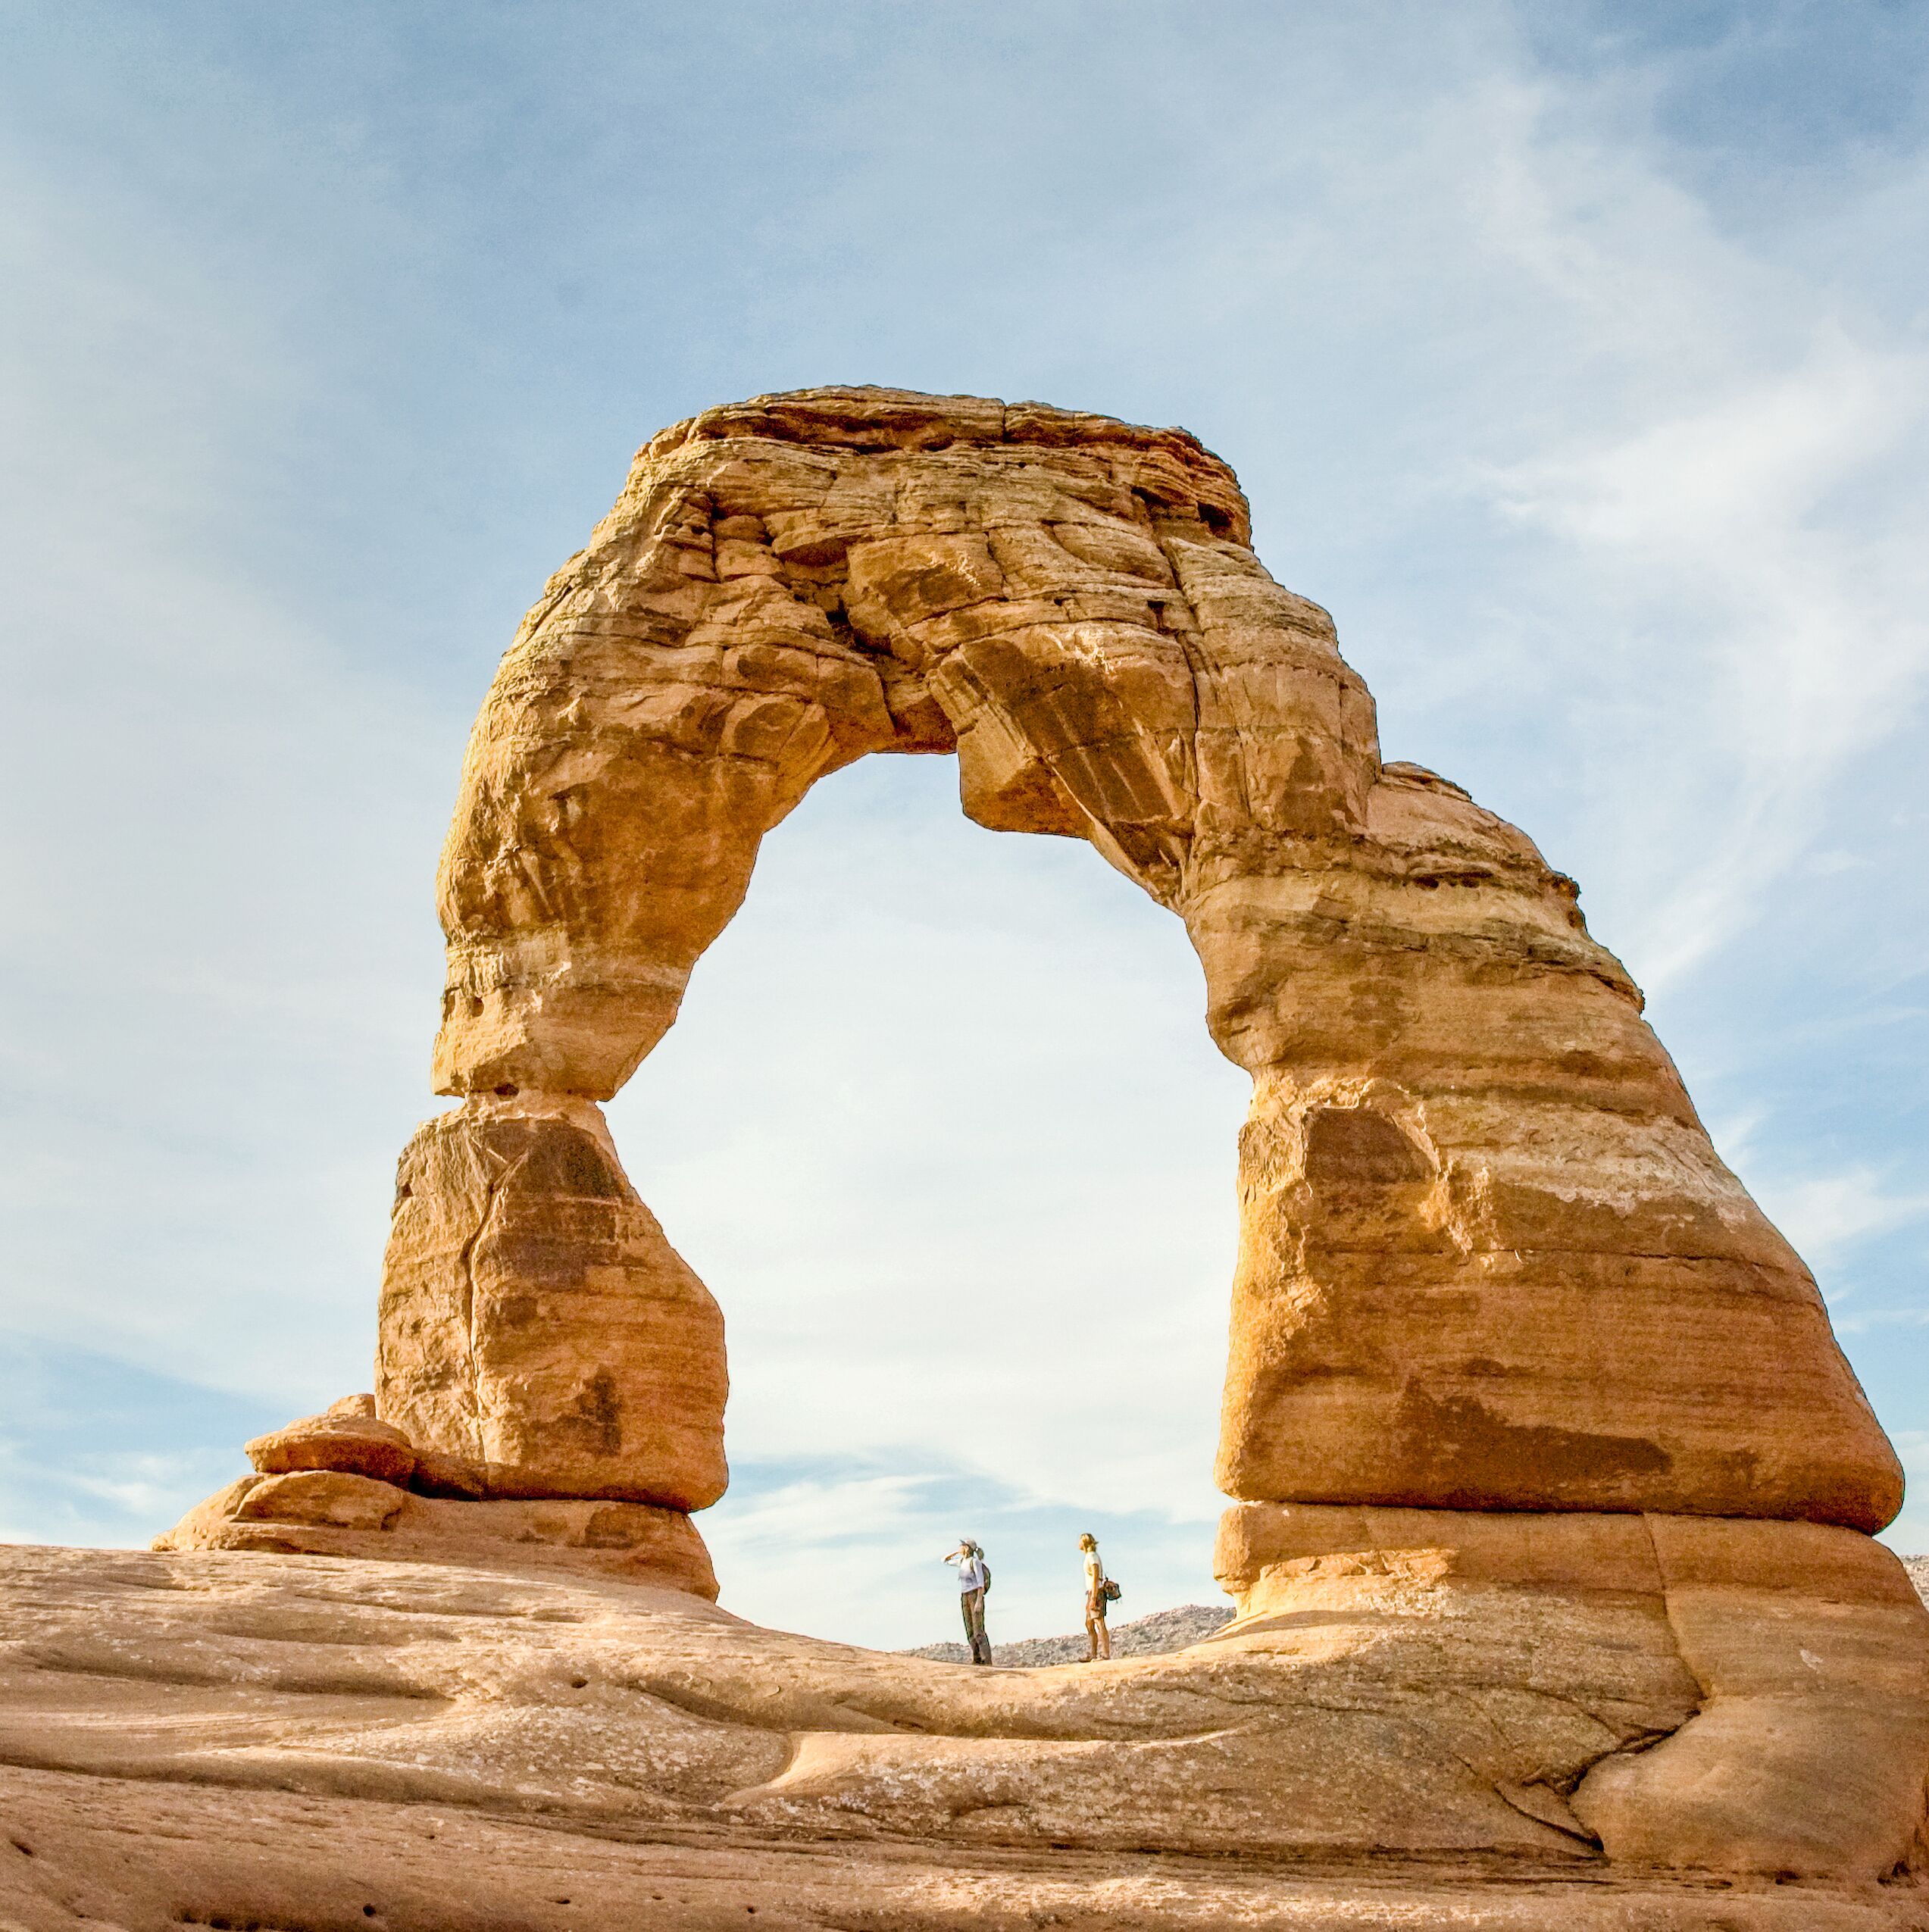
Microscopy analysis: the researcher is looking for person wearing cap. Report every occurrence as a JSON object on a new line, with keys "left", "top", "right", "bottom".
{"left": 943, "top": 1537, "right": 992, "bottom": 1665}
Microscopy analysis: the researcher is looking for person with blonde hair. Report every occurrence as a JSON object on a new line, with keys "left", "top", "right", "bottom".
{"left": 1079, "top": 1531, "right": 1113, "bottom": 1661}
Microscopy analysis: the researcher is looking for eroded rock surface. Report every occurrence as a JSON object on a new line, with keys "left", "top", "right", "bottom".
{"left": 246, "top": 1393, "right": 417, "bottom": 1487}
{"left": 1218, "top": 1504, "right": 1929, "bottom": 1881}
{"left": 5, "top": 1543, "right": 1929, "bottom": 1930}
{"left": 396, "top": 383, "right": 1896, "bottom": 1530}
{"left": 376, "top": 1096, "right": 727, "bottom": 1511}
{"left": 155, "top": 1468, "right": 716, "bottom": 1599}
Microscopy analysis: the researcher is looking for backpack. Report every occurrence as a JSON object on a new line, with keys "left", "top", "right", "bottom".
{"left": 980, "top": 1559, "right": 991, "bottom": 1595}
{"left": 1101, "top": 1578, "right": 1121, "bottom": 1604}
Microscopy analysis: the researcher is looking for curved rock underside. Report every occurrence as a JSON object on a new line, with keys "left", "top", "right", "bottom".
{"left": 94, "top": 387, "right": 1929, "bottom": 1921}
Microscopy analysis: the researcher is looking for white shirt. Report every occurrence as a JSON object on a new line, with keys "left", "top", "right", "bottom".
{"left": 957, "top": 1553, "right": 986, "bottom": 1593}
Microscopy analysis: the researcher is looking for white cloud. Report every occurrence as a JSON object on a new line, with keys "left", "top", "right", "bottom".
{"left": 1460, "top": 208, "right": 1929, "bottom": 988}
{"left": 1758, "top": 1171, "right": 1929, "bottom": 1295}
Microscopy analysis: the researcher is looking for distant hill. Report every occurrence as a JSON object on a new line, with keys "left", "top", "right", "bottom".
{"left": 903, "top": 1602, "right": 1232, "bottom": 1667}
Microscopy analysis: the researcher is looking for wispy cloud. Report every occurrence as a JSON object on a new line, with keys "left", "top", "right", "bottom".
{"left": 1477, "top": 333, "right": 1929, "bottom": 985}
{"left": 1759, "top": 1168, "right": 1929, "bottom": 1285}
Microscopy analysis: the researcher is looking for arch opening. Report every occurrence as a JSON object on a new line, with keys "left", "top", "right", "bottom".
{"left": 601, "top": 749, "right": 1245, "bottom": 1639}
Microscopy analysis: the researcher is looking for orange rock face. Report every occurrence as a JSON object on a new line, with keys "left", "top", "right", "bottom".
{"left": 413, "top": 383, "right": 1897, "bottom": 1534}
{"left": 1216, "top": 1503, "right": 1929, "bottom": 1880}
{"left": 245, "top": 1394, "right": 417, "bottom": 1487}
{"left": 153, "top": 1483, "right": 718, "bottom": 1596}
{"left": 374, "top": 1097, "right": 726, "bottom": 1512}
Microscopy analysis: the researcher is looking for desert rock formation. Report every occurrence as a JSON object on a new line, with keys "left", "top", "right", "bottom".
{"left": 123, "top": 387, "right": 1929, "bottom": 1916}
{"left": 401, "top": 383, "right": 1897, "bottom": 1533}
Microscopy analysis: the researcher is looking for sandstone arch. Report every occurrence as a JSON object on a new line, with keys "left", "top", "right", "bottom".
{"left": 145, "top": 386, "right": 1929, "bottom": 1889}
{"left": 371, "top": 384, "right": 1899, "bottom": 1547}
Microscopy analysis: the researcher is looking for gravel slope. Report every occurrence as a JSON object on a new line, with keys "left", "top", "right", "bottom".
{"left": 903, "top": 1602, "right": 1233, "bottom": 1666}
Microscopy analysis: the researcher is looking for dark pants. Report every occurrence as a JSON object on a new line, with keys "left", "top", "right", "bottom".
{"left": 960, "top": 1587, "right": 990, "bottom": 1665}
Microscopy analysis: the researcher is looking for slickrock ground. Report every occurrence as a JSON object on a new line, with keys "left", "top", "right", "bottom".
{"left": 5, "top": 1541, "right": 1929, "bottom": 1931}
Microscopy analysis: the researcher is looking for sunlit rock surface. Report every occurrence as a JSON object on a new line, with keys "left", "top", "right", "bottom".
{"left": 8, "top": 1543, "right": 1929, "bottom": 1930}
{"left": 394, "top": 383, "right": 1896, "bottom": 1533}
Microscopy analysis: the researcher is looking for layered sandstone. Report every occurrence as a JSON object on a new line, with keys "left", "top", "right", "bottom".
{"left": 153, "top": 1474, "right": 717, "bottom": 1596}
{"left": 375, "top": 1096, "right": 726, "bottom": 1511}
{"left": 245, "top": 1393, "right": 417, "bottom": 1487}
{"left": 1217, "top": 1505, "right": 1929, "bottom": 1878}
{"left": 156, "top": 1384, "right": 719, "bottom": 1596}
{"left": 405, "top": 383, "right": 1894, "bottom": 1530}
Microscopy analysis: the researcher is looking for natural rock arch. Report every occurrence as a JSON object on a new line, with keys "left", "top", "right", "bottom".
{"left": 150, "top": 388, "right": 1929, "bottom": 1887}
{"left": 367, "top": 384, "right": 1899, "bottom": 1552}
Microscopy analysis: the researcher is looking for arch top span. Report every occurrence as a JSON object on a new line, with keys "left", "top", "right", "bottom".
{"left": 432, "top": 385, "right": 1388, "bottom": 1102}
{"left": 388, "top": 383, "right": 1900, "bottom": 1542}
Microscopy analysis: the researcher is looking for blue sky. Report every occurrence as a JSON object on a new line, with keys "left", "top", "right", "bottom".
{"left": 2, "top": 1, "right": 1926, "bottom": 1649}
